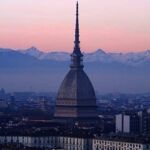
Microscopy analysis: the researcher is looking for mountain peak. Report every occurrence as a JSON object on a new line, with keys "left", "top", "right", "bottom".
{"left": 26, "top": 46, "right": 41, "bottom": 52}
{"left": 145, "top": 50, "right": 150, "bottom": 53}
{"left": 20, "top": 47, "right": 43, "bottom": 58}
{"left": 95, "top": 49, "right": 106, "bottom": 54}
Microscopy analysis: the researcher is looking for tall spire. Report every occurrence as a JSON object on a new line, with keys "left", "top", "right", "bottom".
{"left": 74, "top": 1, "right": 80, "bottom": 53}
{"left": 71, "top": 1, "right": 83, "bottom": 69}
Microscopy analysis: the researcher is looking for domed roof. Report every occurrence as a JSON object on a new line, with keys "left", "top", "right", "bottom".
{"left": 57, "top": 69, "right": 96, "bottom": 100}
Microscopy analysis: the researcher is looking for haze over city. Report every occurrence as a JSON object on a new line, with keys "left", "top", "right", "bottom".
{"left": 0, "top": 0, "right": 150, "bottom": 52}
{"left": 0, "top": 0, "right": 150, "bottom": 93}
{"left": 0, "top": 1, "right": 150, "bottom": 150}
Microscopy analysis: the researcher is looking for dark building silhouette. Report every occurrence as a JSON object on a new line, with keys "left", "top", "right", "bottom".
{"left": 0, "top": 88, "right": 5, "bottom": 99}
{"left": 138, "top": 109, "right": 150, "bottom": 135}
{"left": 54, "top": 2, "right": 97, "bottom": 124}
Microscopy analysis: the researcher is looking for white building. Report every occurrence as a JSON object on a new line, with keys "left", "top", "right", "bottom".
{"left": 57, "top": 136, "right": 91, "bottom": 150}
{"left": 116, "top": 113, "right": 139, "bottom": 134}
{"left": 93, "top": 139, "right": 150, "bottom": 150}
{"left": 0, "top": 136, "right": 149, "bottom": 150}
{"left": 0, "top": 136, "right": 56, "bottom": 148}
{"left": 116, "top": 114, "right": 130, "bottom": 133}
{"left": 0, "top": 136, "right": 89, "bottom": 150}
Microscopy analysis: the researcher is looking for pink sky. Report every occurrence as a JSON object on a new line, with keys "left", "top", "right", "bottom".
{"left": 0, "top": 0, "right": 150, "bottom": 52}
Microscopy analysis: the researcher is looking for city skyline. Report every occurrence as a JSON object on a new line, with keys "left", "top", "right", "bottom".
{"left": 0, "top": 1, "right": 150, "bottom": 149}
{"left": 0, "top": 0, "right": 150, "bottom": 52}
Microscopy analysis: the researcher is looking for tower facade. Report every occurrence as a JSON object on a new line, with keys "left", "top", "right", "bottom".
{"left": 54, "top": 2, "right": 97, "bottom": 123}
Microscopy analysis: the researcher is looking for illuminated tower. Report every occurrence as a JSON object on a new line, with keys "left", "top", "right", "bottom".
{"left": 54, "top": 2, "right": 97, "bottom": 124}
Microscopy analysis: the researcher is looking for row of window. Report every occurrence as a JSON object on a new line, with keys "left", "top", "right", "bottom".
{"left": 0, "top": 136, "right": 149, "bottom": 150}
{"left": 93, "top": 140, "right": 142, "bottom": 148}
{"left": 94, "top": 146, "right": 142, "bottom": 150}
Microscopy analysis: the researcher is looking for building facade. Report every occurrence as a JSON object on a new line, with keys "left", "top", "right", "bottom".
{"left": 93, "top": 139, "right": 150, "bottom": 150}
{"left": 116, "top": 113, "right": 140, "bottom": 134}
{"left": 0, "top": 136, "right": 149, "bottom": 150}
{"left": 138, "top": 109, "right": 150, "bottom": 135}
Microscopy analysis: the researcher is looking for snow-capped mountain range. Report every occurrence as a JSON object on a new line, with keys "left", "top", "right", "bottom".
{"left": 18, "top": 47, "right": 150, "bottom": 66}
{"left": 0, "top": 46, "right": 150, "bottom": 66}
{"left": 1, "top": 47, "right": 150, "bottom": 93}
{"left": 19, "top": 47, "right": 70, "bottom": 61}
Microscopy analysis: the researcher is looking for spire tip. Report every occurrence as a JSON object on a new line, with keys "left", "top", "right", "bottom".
{"left": 76, "top": 1, "right": 79, "bottom": 8}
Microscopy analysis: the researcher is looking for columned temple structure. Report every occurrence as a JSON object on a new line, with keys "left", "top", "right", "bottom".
{"left": 54, "top": 2, "right": 97, "bottom": 124}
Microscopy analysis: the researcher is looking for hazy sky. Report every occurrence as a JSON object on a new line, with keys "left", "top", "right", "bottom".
{"left": 0, "top": 0, "right": 150, "bottom": 52}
